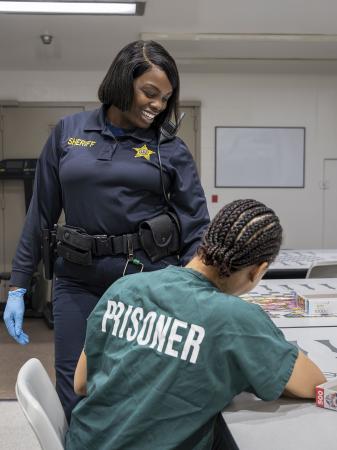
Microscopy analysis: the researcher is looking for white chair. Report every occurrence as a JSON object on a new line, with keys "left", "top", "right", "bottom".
{"left": 15, "top": 358, "right": 68, "bottom": 450}
{"left": 306, "top": 260, "right": 337, "bottom": 278}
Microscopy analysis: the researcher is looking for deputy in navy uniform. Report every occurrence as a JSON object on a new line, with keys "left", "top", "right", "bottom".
{"left": 3, "top": 40, "right": 209, "bottom": 421}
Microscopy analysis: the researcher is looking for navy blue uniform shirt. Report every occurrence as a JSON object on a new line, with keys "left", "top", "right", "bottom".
{"left": 10, "top": 106, "right": 209, "bottom": 288}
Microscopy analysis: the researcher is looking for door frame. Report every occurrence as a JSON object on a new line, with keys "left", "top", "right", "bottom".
{"left": 322, "top": 158, "right": 337, "bottom": 247}
{"left": 180, "top": 101, "right": 201, "bottom": 175}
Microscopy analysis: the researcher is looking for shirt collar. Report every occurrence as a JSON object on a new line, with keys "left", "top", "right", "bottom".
{"left": 83, "top": 106, "right": 105, "bottom": 131}
{"left": 83, "top": 105, "right": 157, "bottom": 143}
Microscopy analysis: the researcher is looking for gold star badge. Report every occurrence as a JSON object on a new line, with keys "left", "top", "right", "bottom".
{"left": 133, "top": 144, "right": 155, "bottom": 161}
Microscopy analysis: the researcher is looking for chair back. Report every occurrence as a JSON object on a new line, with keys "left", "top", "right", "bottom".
{"left": 306, "top": 260, "right": 337, "bottom": 278}
{"left": 15, "top": 358, "right": 68, "bottom": 450}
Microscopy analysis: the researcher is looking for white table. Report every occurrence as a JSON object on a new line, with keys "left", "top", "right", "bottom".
{"left": 224, "top": 277, "right": 337, "bottom": 449}
{"left": 245, "top": 277, "right": 337, "bottom": 373}
{"left": 249, "top": 277, "right": 337, "bottom": 327}
{"left": 223, "top": 392, "right": 336, "bottom": 450}
{"left": 266, "top": 249, "right": 337, "bottom": 279}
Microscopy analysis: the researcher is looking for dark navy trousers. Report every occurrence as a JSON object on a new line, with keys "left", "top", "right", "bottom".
{"left": 53, "top": 277, "right": 100, "bottom": 423}
{"left": 53, "top": 252, "right": 177, "bottom": 423}
{"left": 212, "top": 414, "right": 239, "bottom": 450}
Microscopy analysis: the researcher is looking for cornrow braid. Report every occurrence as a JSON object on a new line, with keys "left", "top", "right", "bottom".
{"left": 198, "top": 199, "right": 282, "bottom": 277}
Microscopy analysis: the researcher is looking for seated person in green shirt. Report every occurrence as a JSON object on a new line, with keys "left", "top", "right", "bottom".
{"left": 66, "top": 198, "right": 326, "bottom": 450}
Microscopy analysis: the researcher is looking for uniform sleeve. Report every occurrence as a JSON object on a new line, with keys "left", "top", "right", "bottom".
{"left": 227, "top": 302, "right": 299, "bottom": 401}
{"left": 168, "top": 138, "right": 210, "bottom": 265}
{"left": 10, "top": 121, "right": 64, "bottom": 289}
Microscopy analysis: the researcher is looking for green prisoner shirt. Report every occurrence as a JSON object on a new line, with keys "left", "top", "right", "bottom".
{"left": 66, "top": 266, "right": 298, "bottom": 450}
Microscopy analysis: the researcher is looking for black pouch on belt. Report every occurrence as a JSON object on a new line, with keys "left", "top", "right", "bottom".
{"left": 138, "top": 212, "right": 180, "bottom": 263}
{"left": 56, "top": 225, "right": 93, "bottom": 265}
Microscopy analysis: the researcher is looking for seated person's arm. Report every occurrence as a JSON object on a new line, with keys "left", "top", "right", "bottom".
{"left": 74, "top": 350, "right": 87, "bottom": 396}
{"left": 283, "top": 350, "right": 326, "bottom": 398}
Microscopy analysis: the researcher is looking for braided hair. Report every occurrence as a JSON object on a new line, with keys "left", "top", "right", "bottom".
{"left": 198, "top": 199, "right": 282, "bottom": 277}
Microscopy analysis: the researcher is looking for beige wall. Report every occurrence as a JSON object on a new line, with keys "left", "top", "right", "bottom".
{"left": 180, "top": 73, "right": 332, "bottom": 248}
{"left": 1, "top": 70, "right": 337, "bottom": 248}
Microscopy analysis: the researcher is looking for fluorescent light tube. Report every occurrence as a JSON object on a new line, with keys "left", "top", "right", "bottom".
{"left": 0, "top": 1, "right": 143, "bottom": 15}
{"left": 140, "top": 32, "right": 337, "bottom": 44}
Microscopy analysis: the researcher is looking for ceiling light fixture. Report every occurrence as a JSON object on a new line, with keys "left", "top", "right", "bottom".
{"left": 140, "top": 32, "right": 337, "bottom": 43}
{"left": 0, "top": 1, "right": 145, "bottom": 15}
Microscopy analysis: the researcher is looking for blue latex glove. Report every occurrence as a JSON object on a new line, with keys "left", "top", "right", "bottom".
{"left": 3, "top": 288, "right": 29, "bottom": 345}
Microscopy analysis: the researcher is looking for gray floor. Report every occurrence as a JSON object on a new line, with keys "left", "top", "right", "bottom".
{"left": 0, "top": 401, "right": 40, "bottom": 449}
{"left": 0, "top": 318, "right": 55, "bottom": 399}
{"left": 0, "top": 318, "right": 55, "bottom": 449}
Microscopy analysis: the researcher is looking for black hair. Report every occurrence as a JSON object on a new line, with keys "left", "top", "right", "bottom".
{"left": 98, "top": 40, "right": 180, "bottom": 129}
{"left": 198, "top": 199, "right": 283, "bottom": 277}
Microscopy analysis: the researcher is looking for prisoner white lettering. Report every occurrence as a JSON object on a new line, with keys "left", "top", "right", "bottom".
{"left": 101, "top": 300, "right": 205, "bottom": 364}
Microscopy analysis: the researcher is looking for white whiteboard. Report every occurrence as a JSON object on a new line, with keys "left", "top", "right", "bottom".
{"left": 215, "top": 127, "right": 305, "bottom": 187}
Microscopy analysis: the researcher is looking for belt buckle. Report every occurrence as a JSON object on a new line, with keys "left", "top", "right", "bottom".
{"left": 93, "top": 235, "right": 112, "bottom": 256}
{"left": 121, "top": 234, "right": 134, "bottom": 255}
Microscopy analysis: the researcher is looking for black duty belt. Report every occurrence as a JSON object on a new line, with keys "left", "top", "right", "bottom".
{"left": 54, "top": 213, "right": 180, "bottom": 267}
{"left": 56, "top": 225, "right": 141, "bottom": 265}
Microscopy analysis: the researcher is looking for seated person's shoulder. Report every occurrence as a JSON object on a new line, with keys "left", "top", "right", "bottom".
{"left": 217, "top": 293, "right": 283, "bottom": 337}
{"left": 216, "top": 292, "right": 267, "bottom": 318}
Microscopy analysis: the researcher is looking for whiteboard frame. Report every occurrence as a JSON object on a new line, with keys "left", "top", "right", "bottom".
{"left": 215, "top": 126, "right": 306, "bottom": 188}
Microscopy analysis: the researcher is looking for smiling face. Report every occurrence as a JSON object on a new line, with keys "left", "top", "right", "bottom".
{"left": 107, "top": 65, "right": 173, "bottom": 130}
